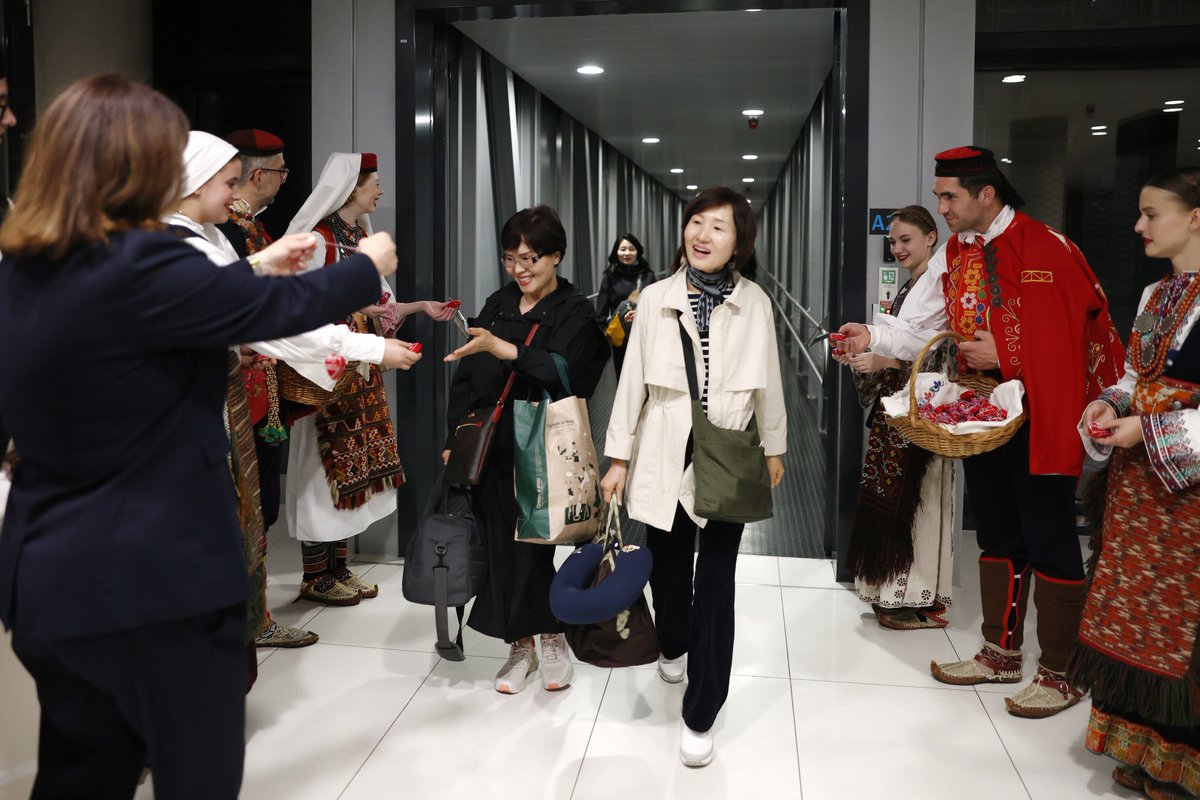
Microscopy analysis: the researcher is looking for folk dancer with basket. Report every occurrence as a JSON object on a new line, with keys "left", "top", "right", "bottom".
{"left": 1071, "top": 167, "right": 1200, "bottom": 799}
{"left": 833, "top": 206, "right": 954, "bottom": 630}
{"left": 840, "top": 146, "right": 1124, "bottom": 717}
{"left": 283, "top": 152, "right": 455, "bottom": 606}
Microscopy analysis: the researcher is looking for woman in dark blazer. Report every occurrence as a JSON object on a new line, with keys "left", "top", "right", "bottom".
{"left": 0, "top": 74, "right": 400, "bottom": 800}
{"left": 443, "top": 205, "right": 608, "bottom": 695}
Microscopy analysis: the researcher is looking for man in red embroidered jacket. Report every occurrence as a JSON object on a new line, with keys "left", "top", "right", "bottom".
{"left": 840, "top": 146, "right": 1125, "bottom": 718}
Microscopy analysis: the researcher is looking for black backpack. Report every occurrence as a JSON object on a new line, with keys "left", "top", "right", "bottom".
{"left": 401, "top": 476, "right": 485, "bottom": 661}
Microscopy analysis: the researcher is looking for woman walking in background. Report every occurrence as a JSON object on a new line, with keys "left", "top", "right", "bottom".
{"left": 594, "top": 233, "right": 655, "bottom": 376}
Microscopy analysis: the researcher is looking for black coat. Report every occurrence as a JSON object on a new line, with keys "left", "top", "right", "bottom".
{"left": 445, "top": 277, "right": 608, "bottom": 641}
{"left": 446, "top": 278, "right": 610, "bottom": 454}
{"left": 593, "top": 264, "right": 656, "bottom": 324}
{"left": 0, "top": 230, "right": 381, "bottom": 639}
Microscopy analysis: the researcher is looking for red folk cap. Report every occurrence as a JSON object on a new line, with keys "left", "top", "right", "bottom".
{"left": 225, "top": 129, "right": 285, "bottom": 157}
{"left": 934, "top": 146, "right": 998, "bottom": 177}
{"left": 360, "top": 152, "right": 378, "bottom": 173}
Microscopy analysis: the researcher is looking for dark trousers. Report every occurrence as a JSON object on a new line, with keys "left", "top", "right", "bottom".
{"left": 647, "top": 503, "right": 744, "bottom": 733}
{"left": 961, "top": 422, "right": 1083, "bottom": 581}
{"left": 611, "top": 343, "right": 626, "bottom": 378}
{"left": 467, "top": 452, "right": 561, "bottom": 642}
{"left": 253, "top": 429, "right": 285, "bottom": 531}
{"left": 11, "top": 604, "right": 248, "bottom": 800}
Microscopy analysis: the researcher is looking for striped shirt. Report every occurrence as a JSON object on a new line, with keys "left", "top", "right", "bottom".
{"left": 687, "top": 287, "right": 734, "bottom": 412}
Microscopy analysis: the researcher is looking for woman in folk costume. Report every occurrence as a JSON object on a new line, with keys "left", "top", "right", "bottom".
{"left": 284, "top": 152, "right": 454, "bottom": 606}
{"left": 1073, "top": 167, "right": 1200, "bottom": 800}
{"left": 164, "top": 132, "right": 420, "bottom": 658}
{"left": 833, "top": 206, "right": 954, "bottom": 630}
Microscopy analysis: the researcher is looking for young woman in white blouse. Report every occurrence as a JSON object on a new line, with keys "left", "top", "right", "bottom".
{"left": 601, "top": 186, "right": 786, "bottom": 768}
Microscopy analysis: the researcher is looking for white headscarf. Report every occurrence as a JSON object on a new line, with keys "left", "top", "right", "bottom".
{"left": 169, "top": 131, "right": 242, "bottom": 263}
{"left": 285, "top": 152, "right": 375, "bottom": 237}
{"left": 182, "top": 131, "right": 238, "bottom": 198}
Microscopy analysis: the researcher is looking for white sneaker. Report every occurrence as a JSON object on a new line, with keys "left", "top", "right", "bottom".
{"left": 539, "top": 633, "right": 574, "bottom": 691}
{"left": 658, "top": 653, "right": 686, "bottom": 684}
{"left": 495, "top": 640, "right": 538, "bottom": 694}
{"left": 680, "top": 722, "right": 713, "bottom": 767}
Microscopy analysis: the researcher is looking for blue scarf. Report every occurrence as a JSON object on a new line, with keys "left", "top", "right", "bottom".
{"left": 686, "top": 262, "right": 731, "bottom": 330}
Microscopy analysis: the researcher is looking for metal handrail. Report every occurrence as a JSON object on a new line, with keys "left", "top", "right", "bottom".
{"left": 764, "top": 290, "right": 823, "bottom": 385}
{"left": 759, "top": 269, "right": 822, "bottom": 330}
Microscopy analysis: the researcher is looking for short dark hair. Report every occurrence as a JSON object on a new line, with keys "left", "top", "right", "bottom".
{"left": 1146, "top": 166, "right": 1200, "bottom": 210}
{"left": 959, "top": 171, "right": 1025, "bottom": 210}
{"left": 606, "top": 232, "right": 648, "bottom": 274}
{"left": 501, "top": 204, "right": 567, "bottom": 258}
{"left": 680, "top": 186, "right": 757, "bottom": 271}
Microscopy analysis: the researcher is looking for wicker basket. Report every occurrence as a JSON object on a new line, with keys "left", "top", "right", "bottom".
{"left": 883, "top": 331, "right": 1024, "bottom": 458}
{"left": 276, "top": 360, "right": 361, "bottom": 407}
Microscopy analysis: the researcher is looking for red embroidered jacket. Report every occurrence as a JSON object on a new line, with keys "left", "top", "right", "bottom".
{"left": 942, "top": 211, "right": 1125, "bottom": 476}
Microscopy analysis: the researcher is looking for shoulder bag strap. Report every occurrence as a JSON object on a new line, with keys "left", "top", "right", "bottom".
{"left": 490, "top": 322, "right": 540, "bottom": 423}
{"left": 676, "top": 315, "right": 701, "bottom": 402}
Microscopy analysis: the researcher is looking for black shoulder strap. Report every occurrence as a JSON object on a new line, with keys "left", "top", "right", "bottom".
{"left": 676, "top": 315, "right": 700, "bottom": 402}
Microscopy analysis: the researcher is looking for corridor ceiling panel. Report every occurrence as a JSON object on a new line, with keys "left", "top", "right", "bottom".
{"left": 455, "top": 9, "right": 835, "bottom": 204}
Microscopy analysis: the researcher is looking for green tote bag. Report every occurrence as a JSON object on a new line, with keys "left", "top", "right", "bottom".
{"left": 513, "top": 354, "right": 603, "bottom": 544}
{"left": 677, "top": 318, "right": 773, "bottom": 524}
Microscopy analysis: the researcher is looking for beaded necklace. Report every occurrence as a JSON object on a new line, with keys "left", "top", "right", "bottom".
{"left": 325, "top": 212, "right": 364, "bottom": 250}
{"left": 1131, "top": 271, "right": 1200, "bottom": 379}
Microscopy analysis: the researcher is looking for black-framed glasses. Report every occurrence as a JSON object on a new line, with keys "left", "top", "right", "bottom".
{"left": 500, "top": 253, "right": 541, "bottom": 268}
{"left": 258, "top": 166, "right": 289, "bottom": 183}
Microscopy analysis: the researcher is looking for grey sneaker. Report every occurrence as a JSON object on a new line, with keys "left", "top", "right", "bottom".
{"left": 254, "top": 620, "right": 319, "bottom": 648}
{"left": 495, "top": 639, "right": 538, "bottom": 694}
{"left": 539, "top": 633, "right": 574, "bottom": 691}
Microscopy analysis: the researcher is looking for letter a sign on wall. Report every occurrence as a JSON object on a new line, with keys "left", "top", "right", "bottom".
{"left": 868, "top": 208, "right": 897, "bottom": 235}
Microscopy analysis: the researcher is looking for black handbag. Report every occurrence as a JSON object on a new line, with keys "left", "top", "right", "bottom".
{"left": 677, "top": 318, "right": 774, "bottom": 524}
{"left": 444, "top": 322, "right": 540, "bottom": 486}
{"left": 401, "top": 475, "right": 485, "bottom": 661}
{"left": 561, "top": 499, "right": 659, "bottom": 668}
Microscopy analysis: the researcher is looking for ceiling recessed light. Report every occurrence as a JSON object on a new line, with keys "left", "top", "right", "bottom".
{"left": 1165, "top": 100, "right": 1185, "bottom": 105}
{"left": 1092, "top": 131, "right": 1108, "bottom": 136}
{"left": 1164, "top": 108, "right": 1183, "bottom": 113}
{"left": 1002, "top": 74, "right": 1026, "bottom": 83}
{"left": 1000, "top": 157, "right": 1012, "bottom": 164}
{"left": 641, "top": 137, "right": 660, "bottom": 144}
{"left": 746, "top": 8, "right": 762, "bottom": 11}
{"left": 742, "top": 177, "right": 755, "bottom": 183}
{"left": 669, "top": 168, "right": 684, "bottom": 174}
{"left": 742, "top": 109, "right": 764, "bottom": 117}
{"left": 576, "top": 65, "right": 604, "bottom": 75}
{"left": 686, "top": 184, "right": 698, "bottom": 190}
{"left": 742, "top": 154, "right": 758, "bottom": 160}
{"left": 747, "top": 199, "right": 752, "bottom": 204}
{"left": 1090, "top": 125, "right": 1107, "bottom": 130}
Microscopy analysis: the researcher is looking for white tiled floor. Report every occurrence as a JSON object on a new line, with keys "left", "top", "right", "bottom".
{"left": 0, "top": 527, "right": 1139, "bottom": 800}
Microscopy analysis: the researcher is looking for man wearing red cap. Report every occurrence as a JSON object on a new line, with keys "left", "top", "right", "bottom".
{"left": 840, "top": 146, "right": 1125, "bottom": 717}
{"left": 219, "top": 128, "right": 288, "bottom": 259}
